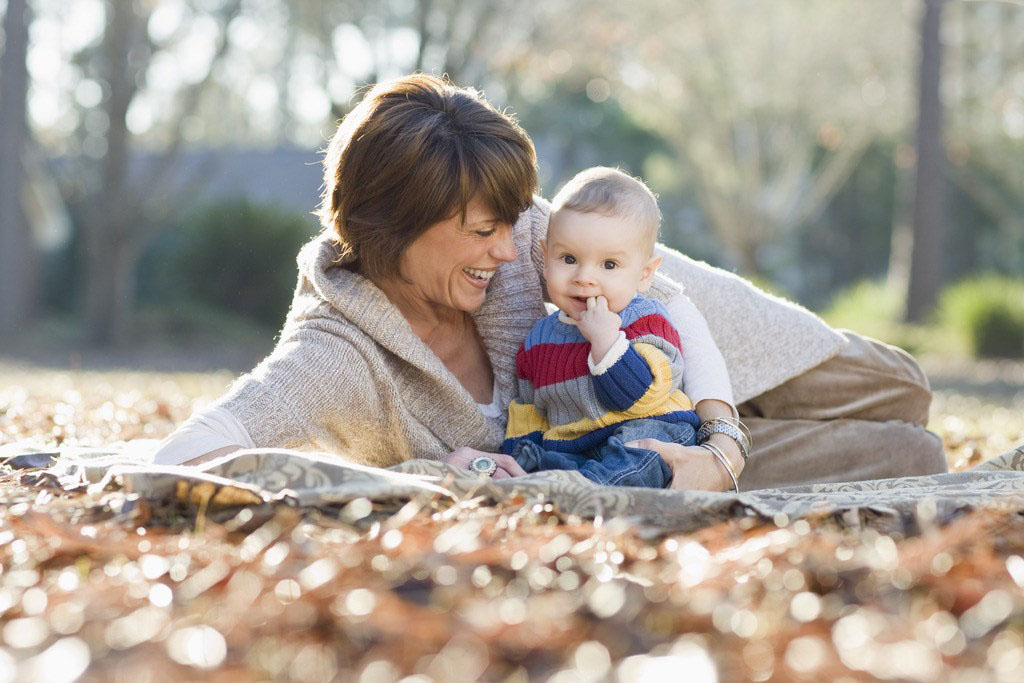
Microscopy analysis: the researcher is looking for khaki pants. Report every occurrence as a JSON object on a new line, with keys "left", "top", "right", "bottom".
{"left": 737, "top": 330, "right": 948, "bottom": 490}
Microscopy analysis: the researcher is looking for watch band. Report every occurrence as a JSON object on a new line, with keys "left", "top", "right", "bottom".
{"left": 697, "top": 418, "right": 751, "bottom": 461}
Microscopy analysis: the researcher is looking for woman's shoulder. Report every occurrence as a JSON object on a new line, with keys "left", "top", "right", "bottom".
{"left": 516, "top": 196, "right": 551, "bottom": 237}
{"left": 270, "top": 315, "right": 379, "bottom": 377}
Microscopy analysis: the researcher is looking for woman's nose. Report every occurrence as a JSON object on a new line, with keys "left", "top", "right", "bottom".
{"left": 491, "top": 226, "right": 516, "bottom": 262}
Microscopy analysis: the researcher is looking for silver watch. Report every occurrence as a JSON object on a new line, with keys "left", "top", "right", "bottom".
{"left": 696, "top": 419, "right": 750, "bottom": 461}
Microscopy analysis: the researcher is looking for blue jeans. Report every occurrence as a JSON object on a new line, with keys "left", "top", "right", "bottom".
{"left": 512, "top": 419, "right": 696, "bottom": 488}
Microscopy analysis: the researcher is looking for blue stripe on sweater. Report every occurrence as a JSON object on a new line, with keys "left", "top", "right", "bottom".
{"left": 523, "top": 312, "right": 580, "bottom": 350}
{"left": 592, "top": 344, "right": 655, "bottom": 411}
{"left": 501, "top": 430, "right": 544, "bottom": 456}
{"left": 616, "top": 295, "right": 665, "bottom": 327}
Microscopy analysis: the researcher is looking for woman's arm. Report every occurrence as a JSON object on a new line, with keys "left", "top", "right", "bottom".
{"left": 664, "top": 293, "right": 735, "bottom": 410}
{"left": 152, "top": 405, "right": 255, "bottom": 466}
{"left": 155, "top": 327, "right": 362, "bottom": 466}
{"left": 625, "top": 400, "right": 744, "bottom": 492}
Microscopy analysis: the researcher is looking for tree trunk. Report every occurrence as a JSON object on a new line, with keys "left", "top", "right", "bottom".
{"left": 82, "top": 0, "right": 137, "bottom": 346}
{"left": 0, "top": 0, "right": 35, "bottom": 342}
{"left": 78, "top": 0, "right": 239, "bottom": 346}
{"left": 904, "top": 0, "right": 947, "bottom": 322}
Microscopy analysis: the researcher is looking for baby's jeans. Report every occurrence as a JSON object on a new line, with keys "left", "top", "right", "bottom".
{"left": 512, "top": 419, "right": 696, "bottom": 488}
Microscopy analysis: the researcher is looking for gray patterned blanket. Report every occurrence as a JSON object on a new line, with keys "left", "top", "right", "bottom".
{"left": 4, "top": 442, "right": 1024, "bottom": 532}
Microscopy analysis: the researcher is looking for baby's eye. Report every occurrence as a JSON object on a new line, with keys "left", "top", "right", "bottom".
{"left": 603, "top": 260, "right": 618, "bottom": 270}
{"left": 561, "top": 255, "right": 576, "bottom": 265}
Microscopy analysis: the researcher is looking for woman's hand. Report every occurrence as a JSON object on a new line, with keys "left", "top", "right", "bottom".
{"left": 624, "top": 439, "right": 739, "bottom": 491}
{"left": 444, "top": 447, "right": 527, "bottom": 480}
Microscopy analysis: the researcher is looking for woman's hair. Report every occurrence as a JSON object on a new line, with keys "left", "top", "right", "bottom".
{"left": 318, "top": 73, "right": 538, "bottom": 281}
{"left": 550, "top": 166, "right": 662, "bottom": 253}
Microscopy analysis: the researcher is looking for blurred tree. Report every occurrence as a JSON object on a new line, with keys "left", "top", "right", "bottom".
{"left": 19, "top": 0, "right": 1023, "bottom": 338}
{"left": 540, "top": 1, "right": 913, "bottom": 277}
{"left": 232, "top": 0, "right": 530, "bottom": 136}
{"left": 0, "top": 0, "right": 34, "bottom": 340}
{"left": 512, "top": 78, "right": 669, "bottom": 193}
{"left": 903, "top": 0, "right": 948, "bottom": 323}
{"left": 71, "top": 0, "right": 241, "bottom": 346}
{"left": 945, "top": 0, "right": 1024, "bottom": 277}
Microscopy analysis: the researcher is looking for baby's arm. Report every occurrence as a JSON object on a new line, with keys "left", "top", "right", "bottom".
{"left": 584, "top": 298, "right": 685, "bottom": 415}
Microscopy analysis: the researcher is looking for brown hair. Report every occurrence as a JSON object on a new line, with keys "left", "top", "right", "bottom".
{"left": 550, "top": 166, "right": 662, "bottom": 253}
{"left": 318, "top": 73, "right": 538, "bottom": 281}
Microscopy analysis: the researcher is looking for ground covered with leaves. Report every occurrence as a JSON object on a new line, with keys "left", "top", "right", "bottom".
{"left": 1, "top": 359, "right": 1023, "bottom": 682}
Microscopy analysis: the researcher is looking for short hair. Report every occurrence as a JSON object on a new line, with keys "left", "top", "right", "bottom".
{"left": 550, "top": 167, "right": 661, "bottom": 252}
{"left": 317, "top": 73, "right": 538, "bottom": 281}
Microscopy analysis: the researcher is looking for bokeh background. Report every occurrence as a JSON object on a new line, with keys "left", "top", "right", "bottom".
{"left": 2, "top": 6, "right": 1024, "bottom": 680}
{"left": 1, "top": 0, "right": 1023, "bottom": 368}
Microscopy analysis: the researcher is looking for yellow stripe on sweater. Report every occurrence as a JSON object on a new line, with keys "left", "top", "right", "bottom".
{"left": 625, "top": 342, "right": 682, "bottom": 413}
{"left": 506, "top": 400, "right": 550, "bottom": 439}
{"left": 544, "top": 390, "right": 694, "bottom": 443}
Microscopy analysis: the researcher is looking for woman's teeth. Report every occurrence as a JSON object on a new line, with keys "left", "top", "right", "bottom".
{"left": 463, "top": 268, "right": 495, "bottom": 281}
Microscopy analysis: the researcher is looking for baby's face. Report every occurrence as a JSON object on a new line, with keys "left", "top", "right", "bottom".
{"left": 543, "top": 209, "right": 661, "bottom": 319}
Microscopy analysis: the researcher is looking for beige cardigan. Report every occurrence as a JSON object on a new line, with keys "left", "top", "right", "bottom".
{"left": 217, "top": 199, "right": 844, "bottom": 467}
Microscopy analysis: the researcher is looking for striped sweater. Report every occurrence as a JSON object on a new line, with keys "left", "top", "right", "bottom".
{"left": 503, "top": 295, "right": 701, "bottom": 455}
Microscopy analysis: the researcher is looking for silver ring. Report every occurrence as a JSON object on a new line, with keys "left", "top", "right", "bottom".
{"left": 469, "top": 456, "right": 498, "bottom": 477}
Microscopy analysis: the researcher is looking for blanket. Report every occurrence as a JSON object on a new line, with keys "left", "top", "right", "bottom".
{"left": 5, "top": 441, "right": 1024, "bottom": 533}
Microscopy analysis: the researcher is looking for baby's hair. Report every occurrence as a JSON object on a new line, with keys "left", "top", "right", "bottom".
{"left": 550, "top": 166, "right": 661, "bottom": 253}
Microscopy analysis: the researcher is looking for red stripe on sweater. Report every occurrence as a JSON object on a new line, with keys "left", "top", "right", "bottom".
{"left": 625, "top": 314, "right": 682, "bottom": 352}
{"left": 516, "top": 341, "right": 591, "bottom": 388}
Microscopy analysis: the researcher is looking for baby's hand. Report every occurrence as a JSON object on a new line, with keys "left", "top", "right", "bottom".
{"left": 577, "top": 296, "right": 621, "bottom": 351}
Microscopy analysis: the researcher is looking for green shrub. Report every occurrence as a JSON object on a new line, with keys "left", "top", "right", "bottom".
{"left": 821, "top": 280, "right": 903, "bottom": 330}
{"left": 134, "top": 301, "right": 276, "bottom": 348}
{"left": 821, "top": 280, "right": 911, "bottom": 349}
{"left": 141, "top": 200, "right": 318, "bottom": 331}
{"left": 819, "top": 279, "right": 950, "bottom": 355}
{"left": 938, "top": 276, "right": 1024, "bottom": 358}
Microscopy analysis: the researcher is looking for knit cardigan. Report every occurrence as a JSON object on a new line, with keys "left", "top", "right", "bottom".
{"left": 503, "top": 295, "right": 701, "bottom": 455}
{"left": 217, "top": 198, "right": 845, "bottom": 468}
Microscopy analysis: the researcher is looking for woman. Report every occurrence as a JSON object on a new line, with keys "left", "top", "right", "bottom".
{"left": 154, "top": 73, "right": 947, "bottom": 491}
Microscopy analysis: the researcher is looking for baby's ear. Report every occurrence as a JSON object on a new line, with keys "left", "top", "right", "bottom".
{"left": 638, "top": 255, "right": 662, "bottom": 292}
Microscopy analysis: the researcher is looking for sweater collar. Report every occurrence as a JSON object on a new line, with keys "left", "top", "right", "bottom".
{"left": 293, "top": 206, "right": 547, "bottom": 447}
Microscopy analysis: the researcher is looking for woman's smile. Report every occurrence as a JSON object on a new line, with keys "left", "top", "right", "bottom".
{"left": 462, "top": 267, "right": 497, "bottom": 288}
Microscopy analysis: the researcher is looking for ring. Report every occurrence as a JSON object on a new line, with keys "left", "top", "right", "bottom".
{"left": 469, "top": 456, "right": 498, "bottom": 477}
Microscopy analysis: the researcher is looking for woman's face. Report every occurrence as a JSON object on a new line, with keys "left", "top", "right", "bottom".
{"left": 396, "top": 196, "right": 517, "bottom": 314}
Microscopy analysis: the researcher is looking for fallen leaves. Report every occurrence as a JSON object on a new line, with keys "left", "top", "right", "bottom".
{"left": 0, "top": 361, "right": 1023, "bottom": 680}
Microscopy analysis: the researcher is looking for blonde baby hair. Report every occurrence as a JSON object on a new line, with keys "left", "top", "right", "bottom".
{"left": 549, "top": 166, "right": 661, "bottom": 253}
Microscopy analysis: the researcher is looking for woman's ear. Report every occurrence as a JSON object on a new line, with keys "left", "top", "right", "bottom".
{"left": 638, "top": 255, "right": 663, "bottom": 291}
{"left": 539, "top": 239, "right": 547, "bottom": 256}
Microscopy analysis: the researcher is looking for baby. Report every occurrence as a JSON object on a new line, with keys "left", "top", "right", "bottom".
{"left": 502, "top": 166, "right": 726, "bottom": 488}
